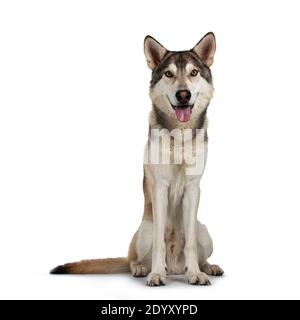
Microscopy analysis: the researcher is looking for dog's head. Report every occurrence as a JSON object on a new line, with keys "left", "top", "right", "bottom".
{"left": 144, "top": 33, "right": 216, "bottom": 125}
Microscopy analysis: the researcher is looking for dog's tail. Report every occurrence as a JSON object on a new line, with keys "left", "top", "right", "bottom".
{"left": 50, "top": 257, "right": 130, "bottom": 275}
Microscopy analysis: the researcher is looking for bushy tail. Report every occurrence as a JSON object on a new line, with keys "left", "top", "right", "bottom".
{"left": 50, "top": 257, "right": 130, "bottom": 275}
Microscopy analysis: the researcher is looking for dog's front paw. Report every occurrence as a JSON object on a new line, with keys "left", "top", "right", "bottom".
{"left": 201, "top": 263, "right": 224, "bottom": 276}
{"left": 186, "top": 270, "right": 211, "bottom": 285}
{"left": 131, "top": 264, "right": 148, "bottom": 278}
{"left": 146, "top": 272, "right": 166, "bottom": 286}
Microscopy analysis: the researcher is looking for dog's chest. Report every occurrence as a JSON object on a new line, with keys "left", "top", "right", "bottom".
{"left": 144, "top": 129, "right": 207, "bottom": 214}
{"left": 168, "top": 166, "right": 186, "bottom": 205}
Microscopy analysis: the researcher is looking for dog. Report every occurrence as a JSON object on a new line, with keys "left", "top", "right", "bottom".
{"left": 51, "top": 32, "right": 223, "bottom": 286}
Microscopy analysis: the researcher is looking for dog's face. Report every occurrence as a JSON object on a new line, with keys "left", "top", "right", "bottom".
{"left": 144, "top": 33, "right": 216, "bottom": 124}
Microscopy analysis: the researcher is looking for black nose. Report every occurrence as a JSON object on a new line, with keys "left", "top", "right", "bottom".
{"left": 175, "top": 90, "right": 191, "bottom": 104}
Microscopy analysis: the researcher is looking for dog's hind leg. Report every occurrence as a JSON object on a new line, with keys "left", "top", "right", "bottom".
{"left": 197, "top": 222, "right": 224, "bottom": 276}
{"left": 128, "top": 220, "right": 152, "bottom": 278}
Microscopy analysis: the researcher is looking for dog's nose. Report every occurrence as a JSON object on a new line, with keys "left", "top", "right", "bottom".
{"left": 175, "top": 90, "right": 191, "bottom": 104}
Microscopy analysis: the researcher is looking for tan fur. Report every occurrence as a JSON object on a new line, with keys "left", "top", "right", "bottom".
{"left": 62, "top": 258, "right": 130, "bottom": 274}
{"left": 142, "top": 174, "right": 153, "bottom": 221}
{"left": 128, "top": 231, "right": 138, "bottom": 261}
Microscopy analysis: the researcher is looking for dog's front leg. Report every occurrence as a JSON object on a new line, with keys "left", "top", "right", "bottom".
{"left": 146, "top": 182, "right": 168, "bottom": 286}
{"left": 183, "top": 184, "right": 211, "bottom": 285}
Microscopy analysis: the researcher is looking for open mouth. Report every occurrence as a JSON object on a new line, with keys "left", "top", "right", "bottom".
{"left": 171, "top": 104, "right": 193, "bottom": 122}
{"left": 167, "top": 96, "right": 194, "bottom": 122}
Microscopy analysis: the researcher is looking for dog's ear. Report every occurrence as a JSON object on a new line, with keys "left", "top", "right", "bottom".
{"left": 144, "top": 36, "right": 167, "bottom": 70}
{"left": 192, "top": 32, "right": 216, "bottom": 67}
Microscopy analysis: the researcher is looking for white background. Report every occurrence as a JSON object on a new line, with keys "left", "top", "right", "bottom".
{"left": 1, "top": 0, "right": 300, "bottom": 300}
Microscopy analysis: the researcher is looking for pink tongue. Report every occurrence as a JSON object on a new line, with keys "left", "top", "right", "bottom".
{"left": 175, "top": 107, "right": 192, "bottom": 122}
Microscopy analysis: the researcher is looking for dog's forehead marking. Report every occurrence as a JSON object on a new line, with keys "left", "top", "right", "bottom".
{"left": 185, "top": 62, "right": 196, "bottom": 73}
{"left": 173, "top": 52, "right": 191, "bottom": 71}
{"left": 168, "top": 63, "right": 177, "bottom": 74}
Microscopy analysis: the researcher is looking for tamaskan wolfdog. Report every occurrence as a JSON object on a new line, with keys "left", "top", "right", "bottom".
{"left": 51, "top": 33, "right": 223, "bottom": 286}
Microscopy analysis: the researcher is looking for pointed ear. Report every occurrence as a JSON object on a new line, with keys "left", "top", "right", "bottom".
{"left": 144, "top": 36, "right": 167, "bottom": 70}
{"left": 192, "top": 32, "right": 216, "bottom": 67}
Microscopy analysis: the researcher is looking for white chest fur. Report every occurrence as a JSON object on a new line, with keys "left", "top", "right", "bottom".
{"left": 144, "top": 128, "right": 207, "bottom": 223}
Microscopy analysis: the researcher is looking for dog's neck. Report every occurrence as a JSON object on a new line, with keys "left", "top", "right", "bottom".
{"left": 149, "top": 104, "right": 208, "bottom": 133}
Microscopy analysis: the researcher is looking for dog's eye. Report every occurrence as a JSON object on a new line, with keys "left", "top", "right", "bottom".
{"left": 165, "top": 71, "right": 173, "bottom": 78}
{"left": 190, "top": 69, "right": 198, "bottom": 77}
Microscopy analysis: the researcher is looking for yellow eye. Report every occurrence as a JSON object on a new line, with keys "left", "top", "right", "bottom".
{"left": 191, "top": 69, "right": 198, "bottom": 77}
{"left": 165, "top": 71, "right": 173, "bottom": 78}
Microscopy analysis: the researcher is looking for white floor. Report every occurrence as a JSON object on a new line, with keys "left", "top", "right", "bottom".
{"left": 1, "top": 266, "right": 299, "bottom": 300}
